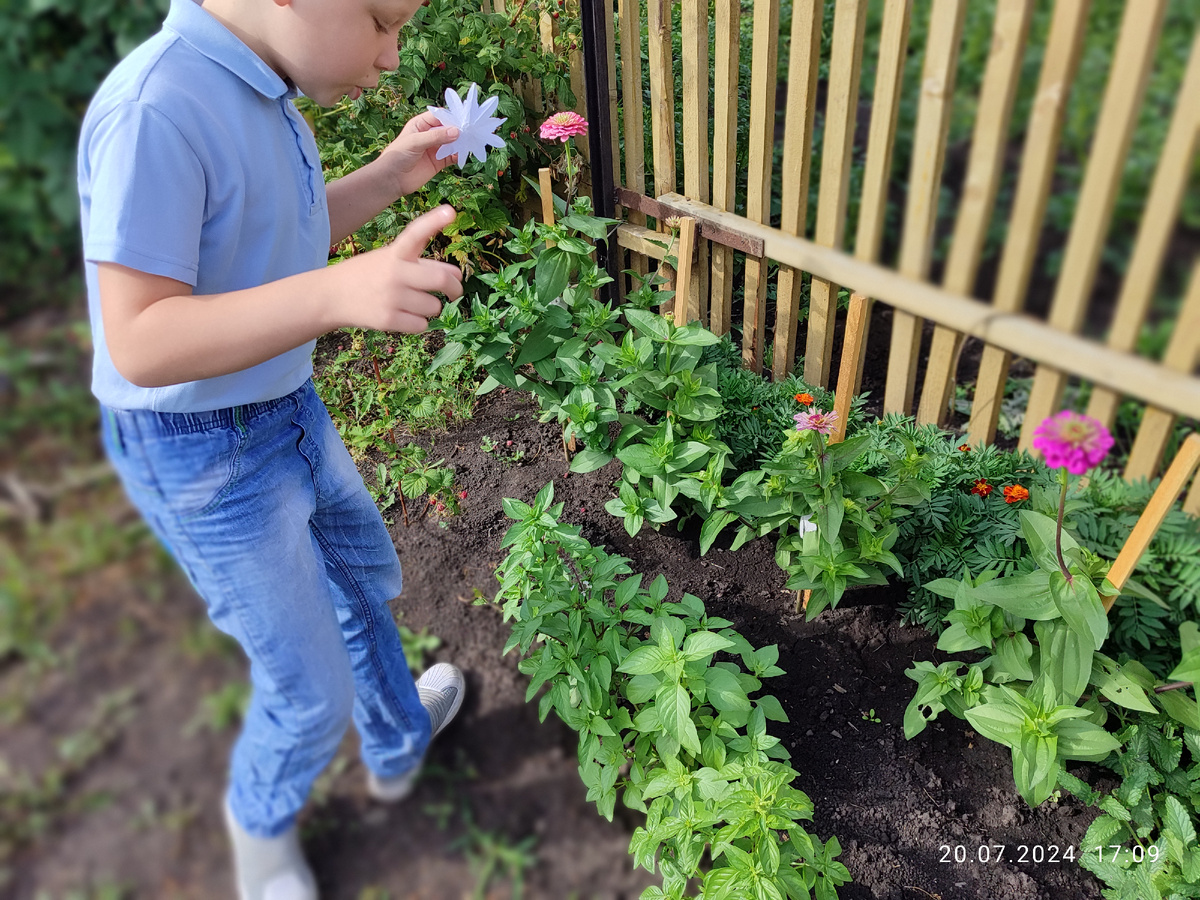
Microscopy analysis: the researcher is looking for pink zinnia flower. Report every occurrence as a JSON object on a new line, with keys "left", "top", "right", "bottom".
{"left": 540, "top": 111, "right": 588, "bottom": 142}
{"left": 1031, "top": 411, "right": 1114, "bottom": 475}
{"left": 793, "top": 408, "right": 839, "bottom": 436}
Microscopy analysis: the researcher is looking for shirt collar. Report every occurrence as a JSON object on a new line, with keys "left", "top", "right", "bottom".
{"left": 164, "top": 0, "right": 297, "bottom": 100}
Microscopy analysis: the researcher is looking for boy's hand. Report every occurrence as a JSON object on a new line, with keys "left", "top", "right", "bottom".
{"left": 339, "top": 205, "right": 462, "bottom": 333}
{"left": 385, "top": 112, "right": 462, "bottom": 196}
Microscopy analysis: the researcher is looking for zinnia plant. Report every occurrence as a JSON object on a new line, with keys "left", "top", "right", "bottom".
{"left": 1033, "top": 411, "right": 1113, "bottom": 582}
{"left": 540, "top": 111, "right": 588, "bottom": 203}
{"left": 793, "top": 408, "right": 838, "bottom": 436}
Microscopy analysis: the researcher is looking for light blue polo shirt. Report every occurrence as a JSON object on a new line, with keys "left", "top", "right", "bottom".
{"left": 78, "top": 0, "right": 330, "bottom": 412}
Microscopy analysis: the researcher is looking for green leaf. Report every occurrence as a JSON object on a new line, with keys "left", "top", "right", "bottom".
{"left": 1090, "top": 659, "right": 1158, "bottom": 714}
{"left": 535, "top": 246, "right": 572, "bottom": 305}
{"left": 618, "top": 644, "right": 671, "bottom": 675}
{"left": 427, "top": 340, "right": 466, "bottom": 371}
{"left": 965, "top": 698, "right": 1026, "bottom": 749}
{"left": 1020, "top": 509, "right": 1080, "bottom": 573}
{"left": 937, "top": 622, "right": 988, "bottom": 654}
{"left": 1169, "top": 647, "right": 1200, "bottom": 685}
{"left": 700, "top": 511, "right": 739, "bottom": 556}
{"left": 1035, "top": 619, "right": 1093, "bottom": 706}
{"left": 569, "top": 449, "right": 614, "bottom": 473}
{"left": 1049, "top": 570, "right": 1108, "bottom": 652}
{"left": 1158, "top": 690, "right": 1200, "bottom": 730}
{"left": 657, "top": 681, "right": 702, "bottom": 755}
{"left": 1165, "top": 795, "right": 1197, "bottom": 847}
{"left": 625, "top": 308, "right": 673, "bottom": 341}
{"left": 1055, "top": 719, "right": 1121, "bottom": 762}
{"left": 991, "top": 633, "right": 1035, "bottom": 682}
{"left": 968, "top": 572, "right": 1058, "bottom": 620}
{"left": 705, "top": 666, "right": 751, "bottom": 713}
{"left": 681, "top": 631, "right": 735, "bottom": 661}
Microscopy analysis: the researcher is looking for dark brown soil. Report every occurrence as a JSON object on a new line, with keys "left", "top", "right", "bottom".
{"left": 6, "top": 380, "right": 1107, "bottom": 900}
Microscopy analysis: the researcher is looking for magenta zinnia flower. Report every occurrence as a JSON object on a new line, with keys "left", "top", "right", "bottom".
{"left": 793, "top": 408, "right": 839, "bottom": 436}
{"left": 1031, "top": 410, "right": 1114, "bottom": 475}
{"left": 540, "top": 111, "right": 588, "bottom": 142}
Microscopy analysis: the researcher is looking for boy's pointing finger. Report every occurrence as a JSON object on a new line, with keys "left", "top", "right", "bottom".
{"left": 393, "top": 205, "right": 457, "bottom": 260}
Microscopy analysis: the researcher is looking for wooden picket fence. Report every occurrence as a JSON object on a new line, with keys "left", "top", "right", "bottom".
{"left": 547, "top": 0, "right": 1200, "bottom": 513}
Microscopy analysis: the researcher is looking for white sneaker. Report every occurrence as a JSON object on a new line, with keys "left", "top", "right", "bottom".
{"left": 223, "top": 799, "right": 318, "bottom": 900}
{"left": 366, "top": 662, "right": 465, "bottom": 802}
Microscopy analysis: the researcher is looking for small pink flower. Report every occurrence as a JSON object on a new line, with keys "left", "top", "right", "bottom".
{"left": 540, "top": 111, "right": 588, "bottom": 142}
{"left": 1031, "top": 411, "right": 1114, "bottom": 475}
{"left": 793, "top": 408, "right": 839, "bottom": 436}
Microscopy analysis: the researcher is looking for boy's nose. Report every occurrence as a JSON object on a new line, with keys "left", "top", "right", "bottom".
{"left": 377, "top": 38, "right": 400, "bottom": 72}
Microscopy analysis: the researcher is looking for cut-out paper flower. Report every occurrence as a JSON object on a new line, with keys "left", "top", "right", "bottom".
{"left": 1031, "top": 410, "right": 1114, "bottom": 474}
{"left": 427, "top": 83, "right": 506, "bottom": 169}
{"left": 793, "top": 408, "right": 838, "bottom": 436}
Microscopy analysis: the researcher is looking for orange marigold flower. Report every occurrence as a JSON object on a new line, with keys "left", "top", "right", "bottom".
{"left": 958, "top": 443, "right": 972, "bottom": 452}
{"left": 795, "top": 392, "right": 815, "bottom": 405}
{"left": 1003, "top": 484, "right": 1030, "bottom": 504}
{"left": 970, "top": 479, "right": 993, "bottom": 498}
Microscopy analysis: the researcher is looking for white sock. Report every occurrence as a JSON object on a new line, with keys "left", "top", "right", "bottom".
{"left": 224, "top": 800, "right": 318, "bottom": 900}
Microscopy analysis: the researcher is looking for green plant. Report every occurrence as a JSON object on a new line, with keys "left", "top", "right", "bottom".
{"left": 315, "top": 330, "right": 477, "bottom": 456}
{"left": 397, "top": 614, "right": 442, "bottom": 675}
{"left": 184, "top": 681, "right": 250, "bottom": 736}
{"left": 493, "top": 482, "right": 850, "bottom": 899}
{"left": 0, "top": 0, "right": 168, "bottom": 304}
{"left": 0, "top": 689, "right": 136, "bottom": 867}
{"left": 305, "top": 0, "right": 573, "bottom": 272}
{"left": 452, "top": 809, "right": 539, "bottom": 900}
{"left": 1048, "top": 626, "right": 1200, "bottom": 899}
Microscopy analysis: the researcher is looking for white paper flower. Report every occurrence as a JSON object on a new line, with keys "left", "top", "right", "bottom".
{"left": 427, "top": 83, "right": 506, "bottom": 169}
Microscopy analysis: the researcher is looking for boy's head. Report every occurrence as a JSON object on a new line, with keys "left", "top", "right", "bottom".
{"left": 202, "top": 0, "right": 425, "bottom": 106}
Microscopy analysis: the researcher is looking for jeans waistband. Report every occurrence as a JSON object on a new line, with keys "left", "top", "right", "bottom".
{"left": 103, "top": 380, "right": 312, "bottom": 436}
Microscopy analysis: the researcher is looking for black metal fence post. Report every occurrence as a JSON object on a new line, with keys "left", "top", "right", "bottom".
{"left": 578, "top": 0, "right": 620, "bottom": 305}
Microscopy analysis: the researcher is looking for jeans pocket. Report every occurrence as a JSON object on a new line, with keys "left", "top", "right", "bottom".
{"left": 141, "top": 424, "right": 247, "bottom": 519}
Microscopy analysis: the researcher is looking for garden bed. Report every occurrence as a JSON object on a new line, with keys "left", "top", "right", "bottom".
{"left": 6, "top": 382, "right": 1105, "bottom": 899}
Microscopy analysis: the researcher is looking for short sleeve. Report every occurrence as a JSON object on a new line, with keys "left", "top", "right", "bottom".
{"left": 81, "top": 101, "right": 206, "bottom": 285}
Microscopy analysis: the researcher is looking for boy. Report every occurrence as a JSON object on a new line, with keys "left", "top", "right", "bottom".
{"left": 77, "top": 1, "right": 468, "bottom": 897}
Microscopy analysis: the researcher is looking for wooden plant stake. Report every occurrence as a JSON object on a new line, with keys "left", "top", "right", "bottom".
{"left": 539, "top": 166, "right": 555, "bottom": 233}
{"left": 830, "top": 292, "right": 869, "bottom": 445}
{"left": 1102, "top": 432, "right": 1200, "bottom": 612}
{"left": 673, "top": 217, "right": 697, "bottom": 326}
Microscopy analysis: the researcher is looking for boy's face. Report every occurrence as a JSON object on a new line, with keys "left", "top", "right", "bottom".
{"left": 269, "top": 0, "right": 425, "bottom": 106}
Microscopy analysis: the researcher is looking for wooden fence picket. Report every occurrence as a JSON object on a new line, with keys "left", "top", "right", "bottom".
{"left": 966, "top": 0, "right": 1093, "bottom": 446}
{"left": 710, "top": 0, "right": 741, "bottom": 338}
{"left": 1086, "top": 30, "right": 1200, "bottom": 433}
{"left": 1125, "top": 263, "right": 1200, "bottom": 482}
{"left": 846, "top": 0, "right": 913, "bottom": 397}
{"left": 647, "top": 0, "right": 676, "bottom": 297}
{"left": 917, "top": 0, "right": 1035, "bottom": 427}
{"left": 883, "top": 0, "right": 967, "bottom": 416}
{"left": 803, "top": 0, "right": 868, "bottom": 388}
{"left": 1018, "top": 0, "right": 1168, "bottom": 452}
{"left": 681, "top": 0, "right": 710, "bottom": 326}
{"left": 740, "top": 0, "right": 780, "bottom": 373}
{"left": 616, "top": 0, "right": 647, "bottom": 287}
{"left": 771, "top": 0, "right": 823, "bottom": 378}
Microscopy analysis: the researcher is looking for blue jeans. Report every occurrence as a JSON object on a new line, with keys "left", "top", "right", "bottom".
{"left": 101, "top": 380, "right": 431, "bottom": 837}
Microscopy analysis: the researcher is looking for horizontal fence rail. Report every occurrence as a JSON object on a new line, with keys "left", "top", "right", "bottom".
{"left": 565, "top": 0, "right": 1199, "bottom": 488}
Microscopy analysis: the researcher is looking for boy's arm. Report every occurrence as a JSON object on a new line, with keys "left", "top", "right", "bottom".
{"left": 327, "top": 114, "right": 459, "bottom": 244}
{"left": 100, "top": 206, "right": 462, "bottom": 388}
